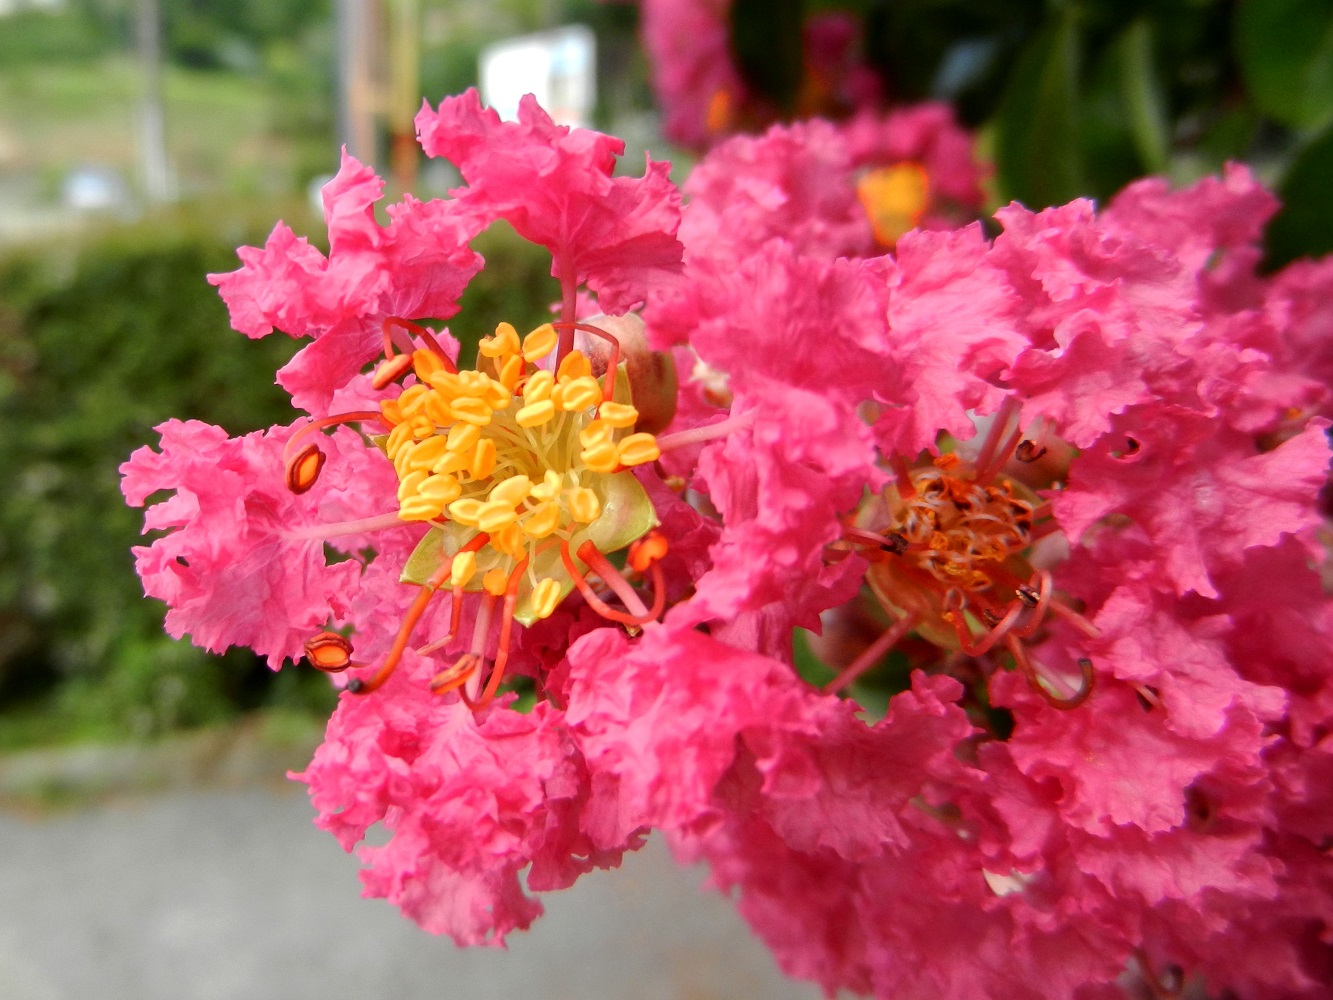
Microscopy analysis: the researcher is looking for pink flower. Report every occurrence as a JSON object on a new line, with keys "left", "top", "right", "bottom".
{"left": 127, "top": 92, "right": 702, "bottom": 946}
{"left": 414, "top": 90, "right": 683, "bottom": 316}
{"left": 640, "top": 163, "right": 1333, "bottom": 997}
{"left": 210, "top": 152, "right": 483, "bottom": 414}
{"left": 121, "top": 419, "right": 403, "bottom": 667}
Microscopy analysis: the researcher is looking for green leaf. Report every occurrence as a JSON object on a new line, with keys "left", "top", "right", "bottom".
{"left": 1236, "top": 0, "right": 1333, "bottom": 131}
{"left": 994, "top": 10, "right": 1085, "bottom": 208}
{"left": 1118, "top": 19, "right": 1170, "bottom": 174}
{"left": 1265, "top": 121, "right": 1333, "bottom": 269}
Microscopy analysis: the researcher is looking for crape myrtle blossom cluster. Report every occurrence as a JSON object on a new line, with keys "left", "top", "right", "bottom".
{"left": 643, "top": 144, "right": 1333, "bottom": 997}
{"left": 119, "top": 88, "right": 1333, "bottom": 998}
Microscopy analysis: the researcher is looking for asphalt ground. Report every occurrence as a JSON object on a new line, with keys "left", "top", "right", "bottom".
{"left": 0, "top": 763, "right": 819, "bottom": 1000}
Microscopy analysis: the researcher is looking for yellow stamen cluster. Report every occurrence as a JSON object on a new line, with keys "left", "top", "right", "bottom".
{"left": 890, "top": 457, "right": 1034, "bottom": 593}
{"left": 378, "top": 321, "right": 662, "bottom": 621}
{"left": 857, "top": 162, "right": 930, "bottom": 248}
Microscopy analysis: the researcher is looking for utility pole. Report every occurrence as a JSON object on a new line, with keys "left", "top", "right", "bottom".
{"left": 135, "top": 0, "right": 171, "bottom": 202}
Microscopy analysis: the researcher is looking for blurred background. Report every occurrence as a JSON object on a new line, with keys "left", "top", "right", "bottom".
{"left": 1, "top": 1, "right": 1331, "bottom": 994}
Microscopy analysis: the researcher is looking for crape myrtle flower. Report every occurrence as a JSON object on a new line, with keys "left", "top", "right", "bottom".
{"left": 633, "top": 160, "right": 1333, "bottom": 997}
{"left": 121, "top": 91, "right": 768, "bottom": 943}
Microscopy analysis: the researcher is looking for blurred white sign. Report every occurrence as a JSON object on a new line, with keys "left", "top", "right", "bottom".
{"left": 479, "top": 25, "right": 596, "bottom": 128}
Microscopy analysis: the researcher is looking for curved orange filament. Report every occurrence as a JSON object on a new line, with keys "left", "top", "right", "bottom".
{"left": 824, "top": 612, "right": 920, "bottom": 695}
{"left": 578, "top": 539, "right": 658, "bottom": 621}
{"left": 372, "top": 353, "right": 414, "bottom": 389}
{"left": 430, "top": 653, "right": 479, "bottom": 695}
{"left": 554, "top": 321, "right": 621, "bottom": 404}
{"left": 381, "top": 317, "right": 455, "bottom": 371}
{"left": 1006, "top": 635, "right": 1095, "bottom": 709}
{"left": 415, "top": 585, "right": 466, "bottom": 656}
{"left": 560, "top": 541, "right": 644, "bottom": 626}
{"left": 943, "top": 590, "right": 1025, "bottom": 658}
{"left": 560, "top": 540, "right": 664, "bottom": 626}
{"left": 468, "top": 556, "right": 530, "bottom": 711}
{"left": 347, "top": 532, "right": 490, "bottom": 695}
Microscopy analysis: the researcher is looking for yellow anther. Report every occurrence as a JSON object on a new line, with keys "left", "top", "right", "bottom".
{"left": 418, "top": 473, "right": 462, "bottom": 504}
{"left": 397, "top": 470, "right": 428, "bottom": 503}
{"left": 446, "top": 422, "right": 480, "bottom": 454}
{"left": 406, "top": 436, "right": 451, "bottom": 472}
{"left": 579, "top": 419, "right": 612, "bottom": 449}
{"left": 557, "top": 350, "right": 592, "bottom": 381}
{"left": 498, "top": 354, "right": 524, "bottom": 392}
{"left": 616, "top": 433, "right": 661, "bottom": 467}
{"left": 448, "top": 498, "right": 484, "bottom": 526}
{"left": 393, "top": 446, "right": 417, "bottom": 480}
{"left": 522, "top": 369, "right": 555, "bottom": 403}
{"left": 456, "top": 370, "right": 493, "bottom": 398}
{"left": 489, "top": 474, "right": 532, "bottom": 508}
{"left": 568, "top": 487, "right": 602, "bottom": 523}
{"left": 427, "top": 370, "right": 461, "bottom": 399}
{"left": 398, "top": 383, "right": 431, "bottom": 418}
{"left": 409, "top": 415, "right": 435, "bottom": 440}
{"left": 380, "top": 398, "right": 403, "bottom": 424}
{"left": 520, "top": 501, "right": 560, "bottom": 539}
{"left": 398, "top": 496, "right": 445, "bottom": 521}
{"left": 599, "top": 401, "right": 639, "bottom": 428}
{"left": 423, "top": 391, "right": 452, "bottom": 427}
{"left": 431, "top": 450, "right": 470, "bottom": 476}
{"left": 531, "top": 578, "right": 562, "bottom": 619}
{"left": 476, "top": 501, "right": 518, "bottom": 533}
{"left": 412, "top": 349, "right": 446, "bottom": 382}
{"left": 531, "top": 469, "right": 563, "bottom": 501}
{"left": 385, "top": 421, "right": 414, "bottom": 458}
{"left": 482, "top": 567, "right": 510, "bottom": 597}
{"left": 557, "top": 376, "right": 601, "bottom": 412}
{"left": 522, "top": 323, "right": 558, "bottom": 362}
{"left": 516, "top": 400, "right": 556, "bottom": 428}
{"left": 469, "top": 438, "right": 497, "bottom": 479}
{"left": 450, "top": 396, "right": 492, "bottom": 427}
{"left": 580, "top": 441, "right": 619, "bottom": 473}
{"left": 491, "top": 524, "right": 528, "bottom": 559}
{"left": 483, "top": 378, "right": 512, "bottom": 411}
{"left": 479, "top": 322, "right": 521, "bottom": 358}
{"left": 450, "top": 550, "right": 477, "bottom": 588}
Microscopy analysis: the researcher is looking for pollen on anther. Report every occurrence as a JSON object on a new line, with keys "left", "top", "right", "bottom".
{"left": 286, "top": 445, "right": 325, "bottom": 494}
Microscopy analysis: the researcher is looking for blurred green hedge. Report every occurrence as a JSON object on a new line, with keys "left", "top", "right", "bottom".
{"left": 0, "top": 204, "right": 554, "bottom": 748}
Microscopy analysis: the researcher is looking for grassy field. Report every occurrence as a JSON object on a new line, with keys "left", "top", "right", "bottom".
{"left": 0, "top": 55, "right": 330, "bottom": 203}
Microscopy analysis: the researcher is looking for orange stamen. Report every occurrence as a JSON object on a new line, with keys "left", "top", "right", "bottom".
{"left": 304, "top": 631, "right": 354, "bottom": 673}
{"left": 347, "top": 532, "right": 489, "bottom": 695}
{"left": 430, "top": 652, "right": 480, "bottom": 695}
{"left": 560, "top": 541, "right": 652, "bottom": 626}
{"left": 286, "top": 444, "right": 326, "bottom": 495}
{"left": 467, "top": 556, "right": 529, "bottom": 711}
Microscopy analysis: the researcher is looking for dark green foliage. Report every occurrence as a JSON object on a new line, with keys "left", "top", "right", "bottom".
{"left": 0, "top": 206, "right": 318, "bottom": 743}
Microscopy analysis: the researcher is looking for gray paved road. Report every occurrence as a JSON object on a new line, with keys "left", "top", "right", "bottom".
{"left": 0, "top": 785, "right": 819, "bottom": 1000}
